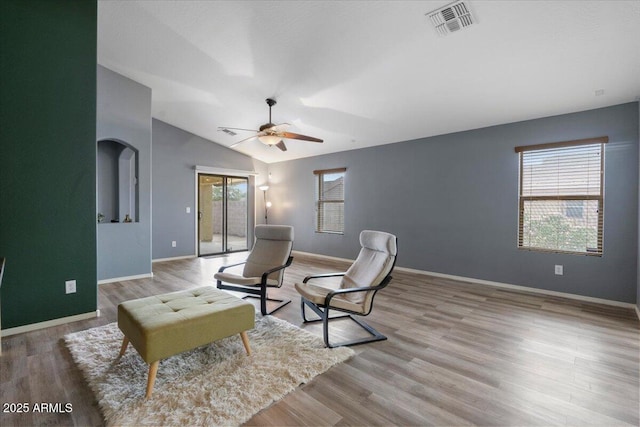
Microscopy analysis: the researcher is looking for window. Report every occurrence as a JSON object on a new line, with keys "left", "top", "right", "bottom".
{"left": 515, "top": 137, "right": 607, "bottom": 255}
{"left": 314, "top": 168, "right": 346, "bottom": 234}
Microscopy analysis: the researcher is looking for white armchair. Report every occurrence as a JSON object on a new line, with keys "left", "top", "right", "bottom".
{"left": 295, "top": 230, "right": 397, "bottom": 347}
{"left": 215, "top": 225, "right": 294, "bottom": 315}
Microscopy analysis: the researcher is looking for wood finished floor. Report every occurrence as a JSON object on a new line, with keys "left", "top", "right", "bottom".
{"left": 1, "top": 253, "right": 638, "bottom": 426}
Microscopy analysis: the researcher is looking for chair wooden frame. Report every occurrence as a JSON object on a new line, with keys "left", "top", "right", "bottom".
{"left": 300, "top": 254, "right": 396, "bottom": 348}
{"left": 216, "top": 256, "right": 293, "bottom": 315}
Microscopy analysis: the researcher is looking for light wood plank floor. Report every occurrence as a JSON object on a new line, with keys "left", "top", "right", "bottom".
{"left": 1, "top": 253, "right": 638, "bottom": 426}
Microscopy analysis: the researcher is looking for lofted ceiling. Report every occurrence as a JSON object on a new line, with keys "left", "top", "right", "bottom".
{"left": 98, "top": 1, "right": 640, "bottom": 164}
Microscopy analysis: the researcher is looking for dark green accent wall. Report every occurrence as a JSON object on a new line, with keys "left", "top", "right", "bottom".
{"left": 0, "top": 0, "right": 97, "bottom": 328}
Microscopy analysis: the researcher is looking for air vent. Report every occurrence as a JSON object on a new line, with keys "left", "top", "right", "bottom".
{"left": 221, "top": 128, "right": 237, "bottom": 136}
{"left": 426, "top": 1, "right": 475, "bottom": 37}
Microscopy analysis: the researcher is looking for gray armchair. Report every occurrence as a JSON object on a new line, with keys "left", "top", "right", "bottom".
{"left": 295, "top": 230, "right": 397, "bottom": 347}
{"left": 215, "top": 225, "right": 294, "bottom": 315}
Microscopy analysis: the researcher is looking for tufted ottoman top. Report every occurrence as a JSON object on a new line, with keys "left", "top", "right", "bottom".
{"left": 118, "top": 286, "right": 255, "bottom": 363}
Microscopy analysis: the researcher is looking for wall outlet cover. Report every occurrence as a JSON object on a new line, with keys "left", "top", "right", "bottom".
{"left": 172, "top": 241, "right": 177, "bottom": 247}
{"left": 65, "top": 279, "right": 77, "bottom": 294}
{"left": 554, "top": 265, "right": 563, "bottom": 275}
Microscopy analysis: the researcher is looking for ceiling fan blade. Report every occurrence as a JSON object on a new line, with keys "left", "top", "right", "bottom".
{"left": 276, "top": 141, "right": 287, "bottom": 151}
{"left": 229, "top": 134, "right": 261, "bottom": 148}
{"left": 281, "top": 132, "right": 323, "bottom": 143}
{"left": 218, "top": 127, "right": 259, "bottom": 132}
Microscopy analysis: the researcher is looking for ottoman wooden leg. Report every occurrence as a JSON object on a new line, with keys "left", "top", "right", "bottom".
{"left": 119, "top": 337, "right": 129, "bottom": 357}
{"left": 146, "top": 361, "right": 159, "bottom": 399}
{"left": 240, "top": 331, "right": 251, "bottom": 356}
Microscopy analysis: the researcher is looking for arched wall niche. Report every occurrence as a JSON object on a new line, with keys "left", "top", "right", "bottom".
{"left": 97, "top": 138, "right": 139, "bottom": 223}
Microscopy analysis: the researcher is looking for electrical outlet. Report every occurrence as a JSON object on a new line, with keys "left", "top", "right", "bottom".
{"left": 186, "top": 207, "right": 191, "bottom": 213}
{"left": 554, "top": 265, "right": 563, "bottom": 276}
{"left": 172, "top": 241, "right": 177, "bottom": 247}
{"left": 65, "top": 280, "right": 77, "bottom": 294}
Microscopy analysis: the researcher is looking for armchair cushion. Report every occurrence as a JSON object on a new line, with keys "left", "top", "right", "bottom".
{"left": 340, "top": 249, "right": 393, "bottom": 304}
{"left": 214, "top": 271, "right": 279, "bottom": 287}
{"left": 242, "top": 225, "right": 294, "bottom": 285}
{"left": 254, "top": 224, "right": 294, "bottom": 241}
{"left": 294, "top": 281, "right": 366, "bottom": 314}
{"left": 360, "top": 229, "right": 397, "bottom": 254}
{"left": 340, "top": 230, "right": 397, "bottom": 305}
{"left": 215, "top": 224, "right": 295, "bottom": 316}
{"left": 295, "top": 230, "right": 397, "bottom": 313}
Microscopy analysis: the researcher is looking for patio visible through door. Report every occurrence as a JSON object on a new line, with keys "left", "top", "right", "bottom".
{"left": 198, "top": 174, "right": 249, "bottom": 256}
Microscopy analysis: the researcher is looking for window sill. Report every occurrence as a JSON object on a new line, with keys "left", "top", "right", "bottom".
{"left": 517, "top": 246, "right": 602, "bottom": 257}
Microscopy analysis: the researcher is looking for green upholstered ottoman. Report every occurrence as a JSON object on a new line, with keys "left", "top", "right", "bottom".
{"left": 117, "top": 286, "right": 255, "bottom": 398}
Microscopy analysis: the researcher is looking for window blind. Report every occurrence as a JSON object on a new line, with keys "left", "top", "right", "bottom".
{"left": 315, "top": 168, "right": 346, "bottom": 234}
{"left": 516, "top": 137, "right": 606, "bottom": 255}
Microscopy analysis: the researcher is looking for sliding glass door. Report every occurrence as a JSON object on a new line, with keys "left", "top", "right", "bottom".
{"left": 198, "top": 174, "right": 248, "bottom": 256}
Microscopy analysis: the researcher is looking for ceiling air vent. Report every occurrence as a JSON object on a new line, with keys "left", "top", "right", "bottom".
{"left": 220, "top": 128, "right": 237, "bottom": 136}
{"left": 426, "top": 1, "right": 475, "bottom": 37}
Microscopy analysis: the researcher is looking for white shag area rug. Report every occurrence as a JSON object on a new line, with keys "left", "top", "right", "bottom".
{"left": 65, "top": 315, "right": 354, "bottom": 426}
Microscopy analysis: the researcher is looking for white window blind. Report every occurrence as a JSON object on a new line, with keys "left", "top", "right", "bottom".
{"left": 515, "top": 137, "right": 607, "bottom": 255}
{"left": 314, "top": 168, "right": 346, "bottom": 234}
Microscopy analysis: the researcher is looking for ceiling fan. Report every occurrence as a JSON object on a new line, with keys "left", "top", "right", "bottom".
{"left": 218, "top": 98, "right": 323, "bottom": 152}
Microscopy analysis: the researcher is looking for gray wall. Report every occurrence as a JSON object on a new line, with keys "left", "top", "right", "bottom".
{"left": 152, "top": 119, "right": 268, "bottom": 260}
{"left": 268, "top": 103, "right": 639, "bottom": 304}
{"left": 638, "top": 101, "right": 640, "bottom": 313}
{"left": 97, "top": 65, "right": 152, "bottom": 280}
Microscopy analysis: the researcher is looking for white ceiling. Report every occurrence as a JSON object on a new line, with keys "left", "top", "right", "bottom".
{"left": 98, "top": 1, "right": 640, "bottom": 164}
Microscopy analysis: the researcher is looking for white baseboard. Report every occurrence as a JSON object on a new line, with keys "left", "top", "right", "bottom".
{"left": 397, "top": 266, "right": 635, "bottom": 309}
{"left": 98, "top": 272, "right": 153, "bottom": 285}
{"left": 292, "top": 250, "right": 636, "bottom": 310}
{"left": 152, "top": 255, "right": 196, "bottom": 263}
{"left": 2, "top": 310, "right": 99, "bottom": 337}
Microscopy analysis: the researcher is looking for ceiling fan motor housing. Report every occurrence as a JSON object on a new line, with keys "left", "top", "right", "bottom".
{"left": 260, "top": 98, "right": 278, "bottom": 136}
{"left": 259, "top": 123, "right": 276, "bottom": 132}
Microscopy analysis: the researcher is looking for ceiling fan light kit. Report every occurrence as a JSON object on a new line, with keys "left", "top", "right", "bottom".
{"left": 258, "top": 134, "right": 282, "bottom": 146}
{"left": 219, "top": 98, "right": 323, "bottom": 152}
